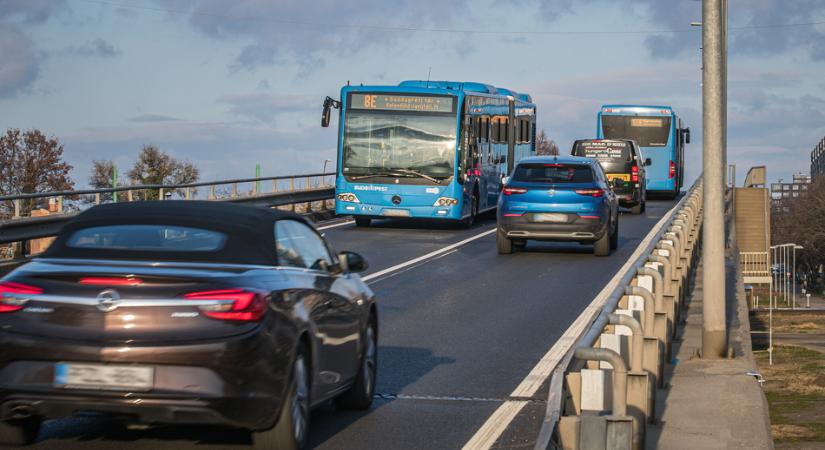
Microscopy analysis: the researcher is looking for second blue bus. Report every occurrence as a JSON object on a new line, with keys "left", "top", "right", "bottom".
{"left": 324, "top": 80, "right": 536, "bottom": 226}
{"left": 596, "top": 105, "right": 690, "bottom": 198}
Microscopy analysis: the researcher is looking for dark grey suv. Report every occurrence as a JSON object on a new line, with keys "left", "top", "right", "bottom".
{"left": 572, "top": 139, "right": 650, "bottom": 214}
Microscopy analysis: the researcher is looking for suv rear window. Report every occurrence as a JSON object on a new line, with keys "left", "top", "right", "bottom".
{"left": 573, "top": 140, "right": 631, "bottom": 161}
{"left": 66, "top": 225, "right": 227, "bottom": 252}
{"left": 512, "top": 163, "right": 594, "bottom": 183}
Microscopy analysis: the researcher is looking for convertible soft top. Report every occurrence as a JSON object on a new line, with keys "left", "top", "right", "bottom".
{"left": 42, "top": 201, "right": 309, "bottom": 265}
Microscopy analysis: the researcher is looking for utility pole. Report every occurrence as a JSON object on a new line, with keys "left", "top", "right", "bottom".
{"left": 702, "top": 0, "right": 728, "bottom": 358}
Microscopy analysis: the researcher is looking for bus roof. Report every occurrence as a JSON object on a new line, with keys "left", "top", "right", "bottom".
{"left": 600, "top": 104, "right": 674, "bottom": 114}
{"left": 343, "top": 80, "right": 533, "bottom": 104}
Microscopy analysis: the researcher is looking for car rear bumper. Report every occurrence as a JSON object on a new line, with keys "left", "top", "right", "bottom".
{"left": 0, "top": 328, "right": 291, "bottom": 430}
{"left": 336, "top": 203, "right": 460, "bottom": 220}
{"left": 497, "top": 213, "right": 608, "bottom": 242}
{"left": 613, "top": 187, "right": 642, "bottom": 206}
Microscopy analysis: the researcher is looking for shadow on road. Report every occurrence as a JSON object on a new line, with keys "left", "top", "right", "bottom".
{"left": 30, "top": 346, "right": 453, "bottom": 450}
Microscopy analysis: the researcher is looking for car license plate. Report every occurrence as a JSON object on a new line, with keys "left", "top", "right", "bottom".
{"left": 383, "top": 209, "right": 411, "bottom": 217}
{"left": 54, "top": 363, "right": 154, "bottom": 391}
{"left": 534, "top": 213, "right": 567, "bottom": 223}
{"left": 607, "top": 173, "right": 630, "bottom": 182}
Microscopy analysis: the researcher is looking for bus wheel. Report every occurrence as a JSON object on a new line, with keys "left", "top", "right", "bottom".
{"left": 354, "top": 217, "right": 371, "bottom": 227}
{"left": 463, "top": 193, "right": 478, "bottom": 228}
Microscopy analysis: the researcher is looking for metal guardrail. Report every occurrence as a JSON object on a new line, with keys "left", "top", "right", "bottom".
{"left": 0, "top": 172, "right": 337, "bottom": 247}
{"left": 535, "top": 177, "right": 704, "bottom": 450}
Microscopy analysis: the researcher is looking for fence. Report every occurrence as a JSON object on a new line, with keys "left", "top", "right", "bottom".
{"left": 0, "top": 172, "right": 337, "bottom": 253}
{"left": 740, "top": 251, "right": 771, "bottom": 285}
{"left": 534, "top": 177, "right": 704, "bottom": 450}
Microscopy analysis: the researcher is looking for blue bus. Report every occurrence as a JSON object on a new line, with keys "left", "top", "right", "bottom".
{"left": 322, "top": 80, "right": 536, "bottom": 226}
{"left": 596, "top": 105, "right": 690, "bottom": 198}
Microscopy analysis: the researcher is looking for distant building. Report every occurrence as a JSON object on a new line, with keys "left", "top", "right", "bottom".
{"left": 771, "top": 173, "right": 811, "bottom": 214}
{"left": 813, "top": 136, "right": 825, "bottom": 181}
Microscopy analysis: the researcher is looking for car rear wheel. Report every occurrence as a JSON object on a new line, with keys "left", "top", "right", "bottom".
{"left": 497, "top": 227, "right": 513, "bottom": 254}
{"left": 336, "top": 319, "right": 377, "bottom": 410}
{"left": 610, "top": 219, "right": 619, "bottom": 250}
{"left": 641, "top": 201, "right": 646, "bottom": 213}
{"left": 354, "top": 217, "right": 371, "bottom": 227}
{"left": 254, "top": 348, "right": 310, "bottom": 450}
{"left": 0, "top": 417, "right": 41, "bottom": 446}
{"left": 513, "top": 239, "right": 527, "bottom": 248}
{"left": 593, "top": 222, "right": 612, "bottom": 257}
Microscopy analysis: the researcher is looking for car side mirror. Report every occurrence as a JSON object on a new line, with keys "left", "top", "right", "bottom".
{"left": 644, "top": 158, "right": 652, "bottom": 166}
{"left": 339, "top": 251, "right": 368, "bottom": 273}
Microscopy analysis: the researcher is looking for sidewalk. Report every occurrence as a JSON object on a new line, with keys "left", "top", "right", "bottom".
{"left": 646, "top": 255, "right": 774, "bottom": 449}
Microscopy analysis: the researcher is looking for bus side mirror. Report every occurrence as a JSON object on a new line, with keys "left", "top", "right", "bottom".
{"left": 684, "top": 128, "right": 691, "bottom": 144}
{"left": 644, "top": 158, "right": 652, "bottom": 166}
{"left": 321, "top": 96, "right": 340, "bottom": 128}
{"left": 322, "top": 105, "right": 331, "bottom": 127}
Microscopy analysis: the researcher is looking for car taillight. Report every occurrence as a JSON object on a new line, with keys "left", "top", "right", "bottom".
{"left": 669, "top": 160, "right": 676, "bottom": 179}
{"left": 0, "top": 281, "right": 42, "bottom": 313}
{"left": 502, "top": 187, "right": 528, "bottom": 196}
{"left": 184, "top": 289, "right": 266, "bottom": 322}
{"left": 631, "top": 165, "right": 639, "bottom": 183}
{"left": 575, "top": 189, "right": 604, "bottom": 197}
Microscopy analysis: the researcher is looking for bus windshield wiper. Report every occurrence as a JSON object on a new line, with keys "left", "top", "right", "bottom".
{"left": 351, "top": 169, "right": 441, "bottom": 184}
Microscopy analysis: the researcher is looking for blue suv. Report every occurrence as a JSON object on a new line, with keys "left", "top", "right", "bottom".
{"left": 496, "top": 155, "right": 620, "bottom": 256}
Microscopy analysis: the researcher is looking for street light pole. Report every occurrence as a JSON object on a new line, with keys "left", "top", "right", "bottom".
{"left": 702, "top": 0, "right": 728, "bottom": 358}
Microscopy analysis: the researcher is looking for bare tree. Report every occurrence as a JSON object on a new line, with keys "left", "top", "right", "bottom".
{"left": 89, "top": 159, "right": 118, "bottom": 203}
{"left": 535, "top": 130, "right": 560, "bottom": 156}
{"left": 772, "top": 178, "right": 825, "bottom": 285}
{"left": 127, "top": 145, "right": 199, "bottom": 200}
{"left": 0, "top": 129, "right": 73, "bottom": 217}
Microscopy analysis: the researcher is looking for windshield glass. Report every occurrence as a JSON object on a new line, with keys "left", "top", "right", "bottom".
{"left": 342, "top": 112, "right": 457, "bottom": 179}
{"left": 513, "top": 163, "right": 594, "bottom": 183}
{"left": 601, "top": 115, "right": 671, "bottom": 147}
{"left": 67, "top": 225, "right": 227, "bottom": 252}
{"left": 574, "top": 140, "right": 631, "bottom": 161}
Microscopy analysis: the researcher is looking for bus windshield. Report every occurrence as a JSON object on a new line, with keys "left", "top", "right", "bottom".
{"left": 601, "top": 115, "right": 671, "bottom": 147}
{"left": 342, "top": 112, "right": 457, "bottom": 180}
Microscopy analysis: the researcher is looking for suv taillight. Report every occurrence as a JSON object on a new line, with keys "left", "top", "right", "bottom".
{"left": 575, "top": 189, "right": 604, "bottom": 197}
{"left": 503, "top": 187, "right": 528, "bottom": 196}
{"left": 0, "top": 281, "right": 42, "bottom": 313}
{"left": 184, "top": 289, "right": 266, "bottom": 322}
{"left": 631, "top": 165, "right": 639, "bottom": 183}
{"left": 669, "top": 160, "right": 676, "bottom": 179}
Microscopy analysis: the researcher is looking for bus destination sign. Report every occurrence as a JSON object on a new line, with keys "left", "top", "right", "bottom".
{"left": 350, "top": 94, "right": 454, "bottom": 113}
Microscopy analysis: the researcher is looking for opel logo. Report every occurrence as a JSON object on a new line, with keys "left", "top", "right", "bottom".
{"left": 96, "top": 289, "right": 121, "bottom": 313}
{"left": 548, "top": 189, "right": 556, "bottom": 197}
{"left": 391, "top": 195, "right": 402, "bottom": 205}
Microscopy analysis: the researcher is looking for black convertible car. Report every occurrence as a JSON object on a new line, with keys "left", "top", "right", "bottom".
{"left": 0, "top": 201, "right": 377, "bottom": 449}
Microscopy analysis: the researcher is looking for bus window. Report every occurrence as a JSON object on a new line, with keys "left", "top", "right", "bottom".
{"left": 601, "top": 115, "right": 672, "bottom": 147}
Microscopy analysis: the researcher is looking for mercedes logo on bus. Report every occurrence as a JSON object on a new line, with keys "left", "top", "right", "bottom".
{"left": 96, "top": 289, "right": 121, "bottom": 312}
{"left": 391, "top": 195, "right": 402, "bottom": 205}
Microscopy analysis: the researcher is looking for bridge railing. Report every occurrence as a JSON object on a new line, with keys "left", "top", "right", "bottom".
{"left": 535, "top": 177, "right": 704, "bottom": 450}
{"left": 0, "top": 172, "right": 337, "bottom": 253}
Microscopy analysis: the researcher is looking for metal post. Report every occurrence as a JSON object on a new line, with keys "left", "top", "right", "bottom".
{"left": 95, "top": 193, "right": 101, "bottom": 205}
{"left": 574, "top": 347, "right": 628, "bottom": 417}
{"left": 793, "top": 246, "right": 796, "bottom": 309}
{"left": 701, "top": 0, "right": 727, "bottom": 358}
{"left": 112, "top": 165, "right": 118, "bottom": 203}
{"left": 13, "top": 199, "right": 20, "bottom": 218}
{"left": 57, "top": 196, "right": 63, "bottom": 212}
{"left": 609, "top": 314, "right": 643, "bottom": 372}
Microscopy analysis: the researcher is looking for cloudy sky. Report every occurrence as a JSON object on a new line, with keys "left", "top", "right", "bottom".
{"left": 1, "top": 0, "right": 824, "bottom": 187}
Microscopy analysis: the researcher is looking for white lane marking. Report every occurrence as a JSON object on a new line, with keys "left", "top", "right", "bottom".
{"left": 317, "top": 220, "right": 355, "bottom": 230}
{"left": 462, "top": 201, "right": 682, "bottom": 450}
{"left": 462, "top": 401, "right": 529, "bottom": 450}
{"left": 362, "top": 228, "right": 496, "bottom": 282}
{"left": 366, "top": 250, "right": 458, "bottom": 285}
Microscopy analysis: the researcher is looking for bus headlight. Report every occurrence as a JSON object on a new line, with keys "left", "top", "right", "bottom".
{"left": 433, "top": 197, "right": 458, "bottom": 207}
{"left": 337, "top": 192, "right": 361, "bottom": 203}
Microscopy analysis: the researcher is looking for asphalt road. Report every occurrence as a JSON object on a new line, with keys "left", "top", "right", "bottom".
{"left": 25, "top": 199, "right": 679, "bottom": 449}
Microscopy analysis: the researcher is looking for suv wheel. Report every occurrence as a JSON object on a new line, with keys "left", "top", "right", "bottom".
{"left": 593, "top": 223, "right": 612, "bottom": 257}
{"left": 354, "top": 217, "right": 371, "bottom": 227}
{"left": 0, "top": 417, "right": 41, "bottom": 446}
{"left": 336, "top": 319, "right": 377, "bottom": 410}
{"left": 497, "top": 227, "right": 513, "bottom": 254}
{"left": 254, "top": 348, "right": 310, "bottom": 450}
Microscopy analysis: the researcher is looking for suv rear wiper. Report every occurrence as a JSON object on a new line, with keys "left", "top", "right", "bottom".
{"left": 351, "top": 169, "right": 441, "bottom": 184}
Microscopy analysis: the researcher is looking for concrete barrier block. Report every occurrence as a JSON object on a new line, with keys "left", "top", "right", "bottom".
{"left": 565, "top": 372, "right": 582, "bottom": 415}
{"left": 581, "top": 414, "right": 608, "bottom": 450}
{"left": 581, "top": 368, "right": 612, "bottom": 412}
{"left": 605, "top": 416, "right": 633, "bottom": 450}
{"left": 558, "top": 416, "right": 581, "bottom": 450}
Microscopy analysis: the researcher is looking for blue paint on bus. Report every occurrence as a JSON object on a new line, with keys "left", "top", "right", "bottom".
{"left": 333, "top": 81, "right": 536, "bottom": 222}
{"left": 596, "top": 105, "right": 689, "bottom": 197}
